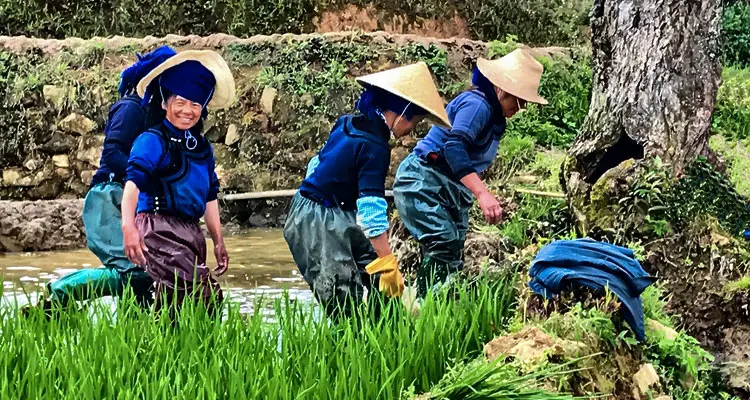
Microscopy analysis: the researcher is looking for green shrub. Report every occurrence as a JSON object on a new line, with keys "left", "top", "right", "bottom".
{"left": 0, "top": 0, "right": 318, "bottom": 39}
{"left": 723, "top": 1, "right": 750, "bottom": 68}
{"left": 0, "top": 0, "right": 591, "bottom": 46}
{"left": 713, "top": 66, "right": 750, "bottom": 140}
{"left": 504, "top": 48, "right": 593, "bottom": 148}
{"left": 461, "top": 0, "right": 591, "bottom": 45}
{"left": 708, "top": 135, "right": 750, "bottom": 198}
{"left": 487, "top": 39, "right": 592, "bottom": 148}
{"left": 3, "top": 0, "right": 748, "bottom": 57}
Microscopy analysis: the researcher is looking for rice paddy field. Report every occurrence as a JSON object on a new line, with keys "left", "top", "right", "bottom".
{"left": 0, "top": 274, "right": 569, "bottom": 399}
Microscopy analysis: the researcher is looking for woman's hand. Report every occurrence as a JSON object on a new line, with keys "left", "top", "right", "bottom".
{"left": 477, "top": 191, "right": 504, "bottom": 224}
{"left": 213, "top": 239, "right": 229, "bottom": 276}
{"left": 123, "top": 223, "right": 147, "bottom": 265}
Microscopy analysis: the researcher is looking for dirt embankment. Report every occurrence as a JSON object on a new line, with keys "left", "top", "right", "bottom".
{"left": 314, "top": 5, "right": 471, "bottom": 39}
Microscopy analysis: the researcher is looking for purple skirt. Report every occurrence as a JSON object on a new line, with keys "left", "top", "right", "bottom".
{"left": 135, "top": 213, "right": 221, "bottom": 310}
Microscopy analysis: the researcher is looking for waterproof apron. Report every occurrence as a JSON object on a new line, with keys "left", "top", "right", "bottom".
{"left": 393, "top": 153, "right": 475, "bottom": 297}
{"left": 47, "top": 181, "right": 153, "bottom": 305}
{"left": 283, "top": 193, "right": 381, "bottom": 319}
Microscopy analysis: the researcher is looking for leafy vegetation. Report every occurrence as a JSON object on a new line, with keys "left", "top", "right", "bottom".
{"left": 395, "top": 43, "right": 465, "bottom": 97}
{"left": 708, "top": 135, "right": 750, "bottom": 198}
{"left": 641, "top": 287, "right": 722, "bottom": 400}
{"left": 713, "top": 67, "right": 750, "bottom": 141}
{"left": 722, "top": 1, "right": 750, "bottom": 68}
{"left": 0, "top": 48, "right": 117, "bottom": 167}
{"left": 497, "top": 44, "right": 593, "bottom": 148}
{"left": 4, "top": 276, "right": 517, "bottom": 399}
{"left": 0, "top": 0, "right": 591, "bottom": 46}
{"left": 668, "top": 157, "right": 750, "bottom": 236}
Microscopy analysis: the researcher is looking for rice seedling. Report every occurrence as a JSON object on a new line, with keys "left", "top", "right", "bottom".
{"left": 0, "top": 273, "right": 576, "bottom": 399}
{"left": 425, "top": 357, "right": 586, "bottom": 400}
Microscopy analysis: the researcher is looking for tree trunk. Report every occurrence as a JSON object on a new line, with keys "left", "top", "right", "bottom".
{"left": 557, "top": 2, "right": 750, "bottom": 391}
{"left": 564, "top": 0, "right": 723, "bottom": 191}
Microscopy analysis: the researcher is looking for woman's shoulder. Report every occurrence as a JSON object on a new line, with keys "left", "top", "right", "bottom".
{"left": 110, "top": 95, "right": 145, "bottom": 115}
{"left": 451, "top": 89, "right": 490, "bottom": 108}
{"left": 131, "top": 127, "right": 167, "bottom": 150}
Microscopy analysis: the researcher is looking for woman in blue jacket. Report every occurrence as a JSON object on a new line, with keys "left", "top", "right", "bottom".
{"left": 393, "top": 49, "right": 548, "bottom": 298}
{"left": 34, "top": 46, "right": 176, "bottom": 313}
{"left": 121, "top": 50, "right": 235, "bottom": 320}
{"left": 284, "top": 62, "right": 450, "bottom": 319}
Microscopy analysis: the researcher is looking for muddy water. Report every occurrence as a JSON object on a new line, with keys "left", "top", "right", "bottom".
{"left": 0, "top": 229, "right": 313, "bottom": 314}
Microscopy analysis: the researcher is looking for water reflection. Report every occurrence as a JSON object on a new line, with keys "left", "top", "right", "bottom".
{"left": 0, "top": 229, "right": 313, "bottom": 314}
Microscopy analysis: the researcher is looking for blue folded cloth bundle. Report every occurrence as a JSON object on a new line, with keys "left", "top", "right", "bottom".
{"left": 528, "top": 238, "right": 657, "bottom": 341}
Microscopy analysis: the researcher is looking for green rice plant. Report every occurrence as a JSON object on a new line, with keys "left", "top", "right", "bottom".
{"left": 423, "top": 357, "right": 581, "bottom": 399}
{"left": 540, "top": 303, "right": 620, "bottom": 348}
{"left": 0, "top": 274, "right": 519, "bottom": 399}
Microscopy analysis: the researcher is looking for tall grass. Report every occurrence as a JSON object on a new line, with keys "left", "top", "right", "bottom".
{"left": 1, "top": 275, "right": 527, "bottom": 399}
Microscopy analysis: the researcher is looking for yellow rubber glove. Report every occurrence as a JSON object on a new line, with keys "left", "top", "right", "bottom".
{"left": 365, "top": 254, "right": 405, "bottom": 298}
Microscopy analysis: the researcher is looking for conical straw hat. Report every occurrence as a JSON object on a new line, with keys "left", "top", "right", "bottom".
{"left": 137, "top": 50, "right": 236, "bottom": 110}
{"left": 476, "top": 48, "right": 548, "bottom": 105}
{"left": 356, "top": 62, "right": 451, "bottom": 128}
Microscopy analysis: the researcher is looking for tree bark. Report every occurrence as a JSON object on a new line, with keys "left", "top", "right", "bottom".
{"left": 565, "top": 0, "right": 723, "bottom": 187}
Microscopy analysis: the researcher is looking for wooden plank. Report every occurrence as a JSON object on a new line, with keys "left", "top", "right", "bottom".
{"left": 513, "top": 188, "right": 566, "bottom": 199}
{"left": 221, "top": 189, "right": 396, "bottom": 201}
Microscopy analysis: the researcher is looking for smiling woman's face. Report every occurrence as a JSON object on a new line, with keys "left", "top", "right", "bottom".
{"left": 163, "top": 95, "right": 202, "bottom": 130}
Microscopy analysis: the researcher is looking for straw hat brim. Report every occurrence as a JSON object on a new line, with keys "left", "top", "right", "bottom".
{"left": 136, "top": 50, "right": 236, "bottom": 110}
{"left": 355, "top": 62, "right": 451, "bottom": 129}
{"left": 476, "top": 57, "right": 548, "bottom": 105}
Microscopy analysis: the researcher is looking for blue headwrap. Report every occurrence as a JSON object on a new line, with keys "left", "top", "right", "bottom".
{"left": 142, "top": 60, "right": 216, "bottom": 109}
{"left": 356, "top": 86, "right": 427, "bottom": 122}
{"left": 472, "top": 66, "right": 504, "bottom": 119}
{"left": 118, "top": 45, "right": 177, "bottom": 97}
